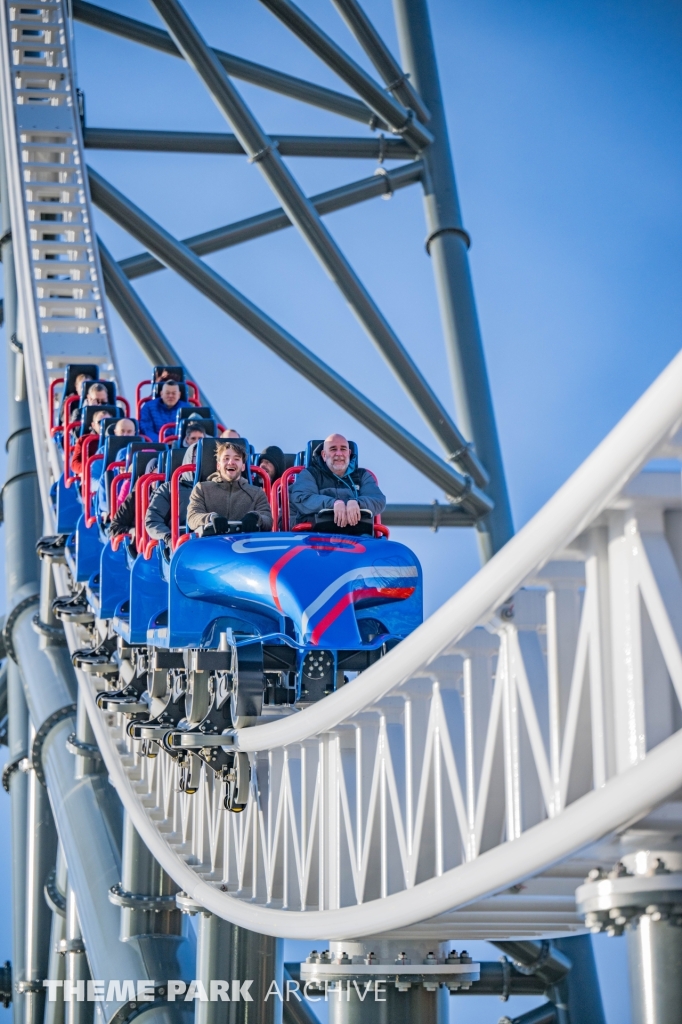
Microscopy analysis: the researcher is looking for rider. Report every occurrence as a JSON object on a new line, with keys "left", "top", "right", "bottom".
{"left": 145, "top": 447, "right": 195, "bottom": 548}
{"left": 259, "top": 445, "right": 285, "bottom": 483}
{"left": 187, "top": 439, "right": 272, "bottom": 535}
{"left": 70, "top": 408, "right": 113, "bottom": 475}
{"left": 139, "top": 379, "right": 189, "bottom": 441}
{"left": 289, "top": 433, "right": 385, "bottom": 531}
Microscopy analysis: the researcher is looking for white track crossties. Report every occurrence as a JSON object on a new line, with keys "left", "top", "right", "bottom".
{"left": 4, "top": 0, "right": 682, "bottom": 944}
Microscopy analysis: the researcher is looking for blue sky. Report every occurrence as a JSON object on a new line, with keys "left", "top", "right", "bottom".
{"left": 1, "top": 0, "right": 681, "bottom": 1019}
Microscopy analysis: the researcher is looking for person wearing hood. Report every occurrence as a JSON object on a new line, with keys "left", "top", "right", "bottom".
{"left": 259, "top": 445, "right": 285, "bottom": 483}
{"left": 187, "top": 440, "right": 272, "bottom": 535}
{"left": 289, "top": 433, "right": 385, "bottom": 530}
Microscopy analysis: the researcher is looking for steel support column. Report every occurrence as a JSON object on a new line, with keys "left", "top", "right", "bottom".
{"left": 118, "top": 162, "right": 424, "bottom": 281}
{"left": 84, "top": 129, "right": 414, "bottom": 161}
{"left": 626, "top": 915, "right": 682, "bottom": 1024}
{"left": 22, "top": 727, "right": 57, "bottom": 1024}
{"left": 191, "top": 912, "right": 283, "bottom": 1024}
{"left": 88, "top": 167, "right": 492, "bottom": 513}
{"left": 393, "top": 0, "right": 514, "bottom": 559}
{"left": 150, "top": 0, "right": 483, "bottom": 484}
{"left": 72, "top": 0, "right": 379, "bottom": 128}
{"left": 0, "top": 109, "right": 41, "bottom": 1024}
{"left": 45, "top": 846, "right": 67, "bottom": 1024}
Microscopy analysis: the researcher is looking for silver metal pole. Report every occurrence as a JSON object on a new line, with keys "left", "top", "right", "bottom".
{"left": 84, "top": 128, "right": 414, "bottom": 161}
{"left": 88, "top": 167, "right": 492, "bottom": 513}
{"left": 256, "top": 0, "right": 431, "bottom": 149}
{"left": 118, "top": 814, "right": 182, "bottom": 944}
{"left": 63, "top": 887, "right": 93, "bottom": 1024}
{"left": 11, "top": 602, "right": 194, "bottom": 1024}
{"left": 186, "top": 907, "right": 282, "bottom": 1024}
{"left": 119, "top": 162, "right": 424, "bottom": 280}
{"left": 150, "top": 0, "right": 481, "bottom": 484}
{"left": 626, "top": 915, "right": 682, "bottom": 1024}
{"left": 329, "top": 0, "right": 430, "bottom": 121}
{"left": 392, "top": 0, "right": 514, "bottom": 559}
{"left": 45, "top": 847, "right": 67, "bottom": 1024}
{"left": 0, "top": 106, "right": 41, "bottom": 1024}
{"left": 22, "top": 726, "right": 58, "bottom": 1024}
{"left": 71, "top": 0, "right": 379, "bottom": 128}
{"left": 6, "top": 662, "right": 29, "bottom": 1024}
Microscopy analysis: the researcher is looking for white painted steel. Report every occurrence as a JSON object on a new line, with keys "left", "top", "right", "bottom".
{"left": 0, "top": 0, "right": 117, "bottom": 519}
{"left": 6, "top": 0, "right": 682, "bottom": 948}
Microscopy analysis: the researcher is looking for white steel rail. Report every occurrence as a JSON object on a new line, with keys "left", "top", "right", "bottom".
{"left": 0, "top": 0, "right": 117, "bottom": 517}
{"left": 75, "top": 347, "right": 682, "bottom": 939}
{"left": 4, "top": 0, "right": 682, "bottom": 948}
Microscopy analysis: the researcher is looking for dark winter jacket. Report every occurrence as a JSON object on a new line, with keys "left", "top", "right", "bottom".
{"left": 145, "top": 480, "right": 192, "bottom": 543}
{"left": 289, "top": 445, "right": 385, "bottom": 526}
{"left": 110, "top": 492, "right": 135, "bottom": 537}
{"left": 139, "top": 397, "right": 189, "bottom": 441}
{"left": 187, "top": 474, "right": 273, "bottom": 534}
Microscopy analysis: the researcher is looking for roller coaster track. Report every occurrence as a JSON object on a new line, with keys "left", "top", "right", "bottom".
{"left": 4, "top": 0, "right": 682, "bottom": 959}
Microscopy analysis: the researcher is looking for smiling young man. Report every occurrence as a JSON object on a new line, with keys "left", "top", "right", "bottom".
{"left": 289, "top": 433, "right": 385, "bottom": 531}
{"left": 186, "top": 440, "right": 272, "bottom": 535}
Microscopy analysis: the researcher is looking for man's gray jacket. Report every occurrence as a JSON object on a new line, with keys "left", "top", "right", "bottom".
{"left": 289, "top": 445, "right": 386, "bottom": 527}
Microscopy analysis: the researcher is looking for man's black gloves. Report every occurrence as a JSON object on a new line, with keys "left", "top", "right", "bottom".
{"left": 240, "top": 511, "right": 260, "bottom": 533}
{"left": 212, "top": 516, "right": 230, "bottom": 535}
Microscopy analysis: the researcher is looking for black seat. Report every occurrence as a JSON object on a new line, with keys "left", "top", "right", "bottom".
{"left": 130, "top": 449, "right": 163, "bottom": 488}
{"left": 152, "top": 365, "right": 185, "bottom": 384}
{"left": 103, "top": 418, "right": 139, "bottom": 436}
{"left": 101, "top": 435, "right": 144, "bottom": 513}
{"left": 193, "top": 437, "right": 252, "bottom": 485}
{"left": 101, "top": 434, "right": 144, "bottom": 467}
{"left": 79, "top": 404, "right": 120, "bottom": 435}
{"left": 78, "top": 379, "right": 117, "bottom": 411}
{"left": 299, "top": 439, "right": 358, "bottom": 467}
{"left": 175, "top": 417, "right": 215, "bottom": 446}
{"left": 152, "top": 378, "right": 189, "bottom": 403}
{"left": 124, "top": 441, "right": 168, "bottom": 471}
{"left": 164, "top": 448, "right": 188, "bottom": 480}
{"left": 176, "top": 406, "right": 211, "bottom": 426}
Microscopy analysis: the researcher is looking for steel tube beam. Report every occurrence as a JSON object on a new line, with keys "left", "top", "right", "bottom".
{"left": 393, "top": 0, "right": 513, "bottom": 558}
{"left": 149, "top": 0, "right": 485, "bottom": 488}
{"left": 1, "top": 113, "right": 40, "bottom": 1024}
{"left": 119, "top": 815, "right": 181, "bottom": 942}
{"left": 381, "top": 502, "right": 475, "bottom": 527}
{"left": 119, "top": 161, "right": 424, "bottom": 281}
{"left": 23, "top": 733, "right": 57, "bottom": 1024}
{"left": 329, "top": 0, "right": 430, "bottom": 122}
{"left": 256, "top": 0, "right": 431, "bottom": 150}
{"left": 500, "top": 1007, "right": 558, "bottom": 1024}
{"left": 282, "top": 968, "right": 321, "bottom": 1024}
{"left": 7, "top": 662, "right": 29, "bottom": 1024}
{"left": 71, "top": 0, "right": 381, "bottom": 129}
{"left": 89, "top": 166, "right": 492, "bottom": 514}
{"left": 626, "top": 915, "right": 682, "bottom": 1024}
{"left": 194, "top": 914, "right": 282, "bottom": 1024}
{"left": 44, "top": 847, "right": 67, "bottom": 1024}
{"left": 84, "top": 128, "right": 413, "bottom": 160}
{"left": 491, "top": 941, "right": 570, "bottom": 986}
{"left": 98, "top": 237, "right": 220, "bottom": 419}
{"left": 11, "top": 603, "right": 193, "bottom": 1024}
{"left": 64, "top": 887, "right": 92, "bottom": 1024}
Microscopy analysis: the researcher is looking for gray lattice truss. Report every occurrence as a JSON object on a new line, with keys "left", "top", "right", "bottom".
{"left": 77, "top": 0, "right": 513, "bottom": 553}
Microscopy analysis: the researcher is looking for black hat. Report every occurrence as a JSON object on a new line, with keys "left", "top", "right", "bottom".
{"left": 260, "top": 445, "right": 285, "bottom": 482}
